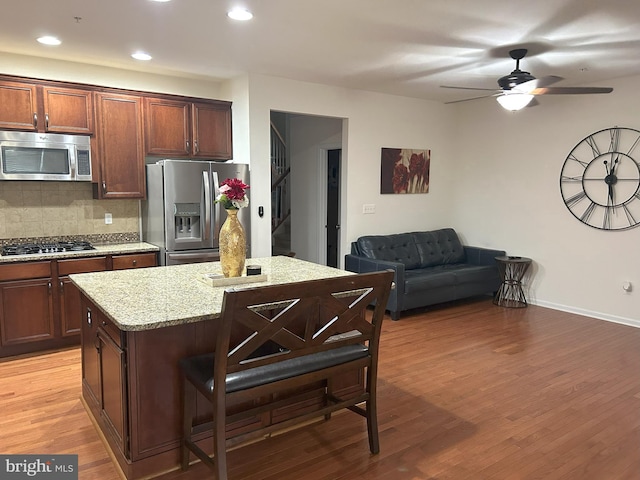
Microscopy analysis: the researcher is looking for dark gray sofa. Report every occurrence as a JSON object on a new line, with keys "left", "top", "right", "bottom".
{"left": 344, "top": 228, "right": 505, "bottom": 320}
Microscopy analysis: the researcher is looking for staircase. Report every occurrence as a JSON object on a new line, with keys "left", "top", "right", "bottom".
{"left": 271, "top": 120, "right": 292, "bottom": 256}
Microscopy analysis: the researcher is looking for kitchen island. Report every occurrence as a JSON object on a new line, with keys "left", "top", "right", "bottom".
{"left": 70, "top": 256, "right": 361, "bottom": 479}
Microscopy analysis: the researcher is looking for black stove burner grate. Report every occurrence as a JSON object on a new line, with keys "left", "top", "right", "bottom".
{"left": 1, "top": 240, "right": 96, "bottom": 256}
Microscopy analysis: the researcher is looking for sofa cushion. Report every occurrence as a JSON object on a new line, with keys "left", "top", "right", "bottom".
{"left": 451, "top": 264, "right": 498, "bottom": 284}
{"left": 356, "top": 233, "right": 422, "bottom": 269}
{"left": 404, "top": 266, "right": 457, "bottom": 294}
{"left": 412, "top": 228, "right": 465, "bottom": 267}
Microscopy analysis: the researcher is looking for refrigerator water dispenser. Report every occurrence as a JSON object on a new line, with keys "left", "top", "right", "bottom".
{"left": 174, "top": 203, "right": 201, "bottom": 239}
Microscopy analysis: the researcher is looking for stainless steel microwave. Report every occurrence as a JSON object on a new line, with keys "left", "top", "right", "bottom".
{"left": 0, "top": 131, "right": 92, "bottom": 181}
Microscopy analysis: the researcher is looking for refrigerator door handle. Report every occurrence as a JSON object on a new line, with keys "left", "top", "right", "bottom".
{"left": 212, "top": 171, "right": 221, "bottom": 244}
{"left": 167, "top": 252, "right": 218, "bottom": 261}
{"left": 203, "top": 171, "right": 211, "bottom": 240}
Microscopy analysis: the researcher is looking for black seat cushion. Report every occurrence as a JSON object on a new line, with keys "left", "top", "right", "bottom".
{"left": 180, "top": 344, "right": 369, "bottom": 395}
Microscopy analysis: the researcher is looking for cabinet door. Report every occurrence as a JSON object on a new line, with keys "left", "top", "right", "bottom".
{"left": 0, "top": 81, "right": 38, "bottom": 131}
{"left": 81, "top": 302, "right": 101, "bottom": 408}
{"left": 94, "top": 92, "right": 146, "bottom": 199}
{"left": 144, "top": 97, "right": 190, "bottom": 157}
{"left": 42, "top": 86, "right": 93, "bottom": 134}
{"left": 59, "top": 256, "right": 109, "bottom": 337}
{"left": 191, "top": 102, "right": 232, "bottom": 159}
{"left": 0, "top": 278, "right": 55, "bottom": 346}
{"left": 98, "top": 327, "right": 128, "bottom": 455}
{"left": 59, "top": 278, "right": 82, "bottom": 336}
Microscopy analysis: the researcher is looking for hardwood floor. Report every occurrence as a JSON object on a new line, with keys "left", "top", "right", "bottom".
{"left": 2, "top": 298, "right": 639, "bottom": 479}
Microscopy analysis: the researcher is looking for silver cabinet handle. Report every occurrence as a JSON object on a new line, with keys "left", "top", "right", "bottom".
{"left": 33, "top": 113, "right": 38, "bottom": 128}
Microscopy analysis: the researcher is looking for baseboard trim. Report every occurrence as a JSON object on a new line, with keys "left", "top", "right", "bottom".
{"left": 530, "top": 299, "right": 640, "bottom": 329}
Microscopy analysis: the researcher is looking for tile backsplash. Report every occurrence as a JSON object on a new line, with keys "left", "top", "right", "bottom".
{"left": 0, "top": 181, "right": 139, "bottom": 241}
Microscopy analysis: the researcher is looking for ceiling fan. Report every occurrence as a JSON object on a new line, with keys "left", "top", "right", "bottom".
{"left": 441, "top": 48, "right": 614, "bottom": 111}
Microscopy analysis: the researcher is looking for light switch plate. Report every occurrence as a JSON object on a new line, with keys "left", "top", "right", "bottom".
{"left": 105, "top": 213, "right": 113, "bottom": 225}
{"left": 362, "top": 204, "right": 376, "bottom": 214}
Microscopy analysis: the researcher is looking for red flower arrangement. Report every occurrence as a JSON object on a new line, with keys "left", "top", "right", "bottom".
{"left": 216, "top": 178, "right": 250, "bottom": 209}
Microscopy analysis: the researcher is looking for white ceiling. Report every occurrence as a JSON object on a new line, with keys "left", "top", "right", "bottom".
{"left": 2, "top": 0, "right": 639, "bottom": 104}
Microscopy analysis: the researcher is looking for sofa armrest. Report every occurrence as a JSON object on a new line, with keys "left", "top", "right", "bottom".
{"left": 464, "top": 246, "right": 507, "bottom": 266}
{"left": 345, "top": 254, "right": 405, "bottom": 314}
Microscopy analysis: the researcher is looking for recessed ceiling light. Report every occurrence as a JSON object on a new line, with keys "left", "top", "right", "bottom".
{"left": 227, "top": 8, "right": 253, "bottom": 21}
{"left": 37, "top": 36, "right": 61, "bottom": 46}
{"left": 131, "top": 52, "right": 152, "bottom": 61}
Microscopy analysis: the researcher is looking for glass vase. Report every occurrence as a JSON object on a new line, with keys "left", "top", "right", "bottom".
{"left": 219, "top": 209, "right": 246, "bottom": 277}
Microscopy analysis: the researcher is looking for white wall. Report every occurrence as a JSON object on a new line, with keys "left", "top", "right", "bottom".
{"left": 244, "top": 73, "right": 457, "bottom": 262}
{"left": 451, "top": 75, "right": 640, "bottom": 326}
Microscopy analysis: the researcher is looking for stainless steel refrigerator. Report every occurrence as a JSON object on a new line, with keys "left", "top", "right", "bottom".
{"left": 142, "top": 159, "right": 250, "bottom": 266}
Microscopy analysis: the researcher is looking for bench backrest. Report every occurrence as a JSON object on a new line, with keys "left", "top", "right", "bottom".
{"left": 213, "top": 270, "right": 394, "bottom": 397}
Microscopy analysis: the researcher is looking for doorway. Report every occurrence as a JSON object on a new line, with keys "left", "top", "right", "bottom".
{"left": 326, "top": 149, "right": 341, "bottom": 268}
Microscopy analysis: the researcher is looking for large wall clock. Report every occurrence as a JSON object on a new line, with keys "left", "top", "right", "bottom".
{"left": 560, "top": 126, "right": 640, "bottom": 230}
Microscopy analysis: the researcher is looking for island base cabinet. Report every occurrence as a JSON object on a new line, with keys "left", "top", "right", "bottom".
{"left": 98, "top": 328, "right": 128, "bottom": 456}
{"left": 80, "top": 293, "right": 364, "bottom": 480}
{"left": 80, "top": 299, "right": 128, "bottom": 458}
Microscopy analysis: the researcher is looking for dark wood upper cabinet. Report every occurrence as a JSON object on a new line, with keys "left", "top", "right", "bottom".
{"left": 0, "top": 81, "right": 39, "bottom": 131}
{"left": 42, "top": 86, "right": 93, "bottom": 134}
{"left": 192, "top": 101, "right": 232, "bottom": 159}
{"left": 0, "top": 79, "right": 93, "bottom": 134}
{"left": 0, "top": 75, "right": 233, "bottom": 200}
{"left": 144, "top": 98, "right": 191, "bottom": 157}
{"left": 144, "top": 97, "right": 232, "bottom": 160}
{"left": 94, "top": 92, "right": 146, "bottom": 199}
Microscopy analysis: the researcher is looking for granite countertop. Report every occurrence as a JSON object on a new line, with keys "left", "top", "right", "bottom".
{"left": 0, "top": 242, "right": 159, "bottom": 263}
{"left": 70, "top": 256, "right": 354, "bottom": 332}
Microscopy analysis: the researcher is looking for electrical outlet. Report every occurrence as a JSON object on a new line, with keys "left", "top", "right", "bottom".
{"left": 105, "top": 213, "right": 113, "bottom": 225}
{"left": 362, "top": 204, "right": 376, "bottom": 214}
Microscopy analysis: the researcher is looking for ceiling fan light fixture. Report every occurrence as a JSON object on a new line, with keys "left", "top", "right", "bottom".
{"left": 496, "top": 93, "right": 534, "bottom": 111}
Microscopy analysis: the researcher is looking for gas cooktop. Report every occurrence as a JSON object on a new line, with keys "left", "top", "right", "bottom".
{"left": 1, "top": 240, "right": 96, "bottom": 256}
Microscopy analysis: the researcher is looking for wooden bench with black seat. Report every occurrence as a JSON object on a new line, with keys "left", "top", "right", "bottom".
{"left": 178, "top": 269, "right": 394, "bottom": 479}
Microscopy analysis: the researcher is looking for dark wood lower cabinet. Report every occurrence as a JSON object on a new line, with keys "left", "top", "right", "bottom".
{"left": 0, "top": 278, "right": 55, "bottom": 346}
{"left": 98, "top": 327, "right": 128, "bottom": 455}
{"left": 80, "top": 293, "right": 364, "bottom": 479}
{"left": 0, "top": 252, "right": 156, "bottom": 358}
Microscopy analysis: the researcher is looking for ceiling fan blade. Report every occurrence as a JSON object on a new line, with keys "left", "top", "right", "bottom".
{"left": 445, "top": 93, "right": 497, "bottom": 104}
{"left": 530, "top": 86, "right": 613, "bottom": 95}
{"left": 441, "top": 85, "right": 498, "bottom": 92}
{"left": 513, "top": 75, "right": 564, "bottom": 93}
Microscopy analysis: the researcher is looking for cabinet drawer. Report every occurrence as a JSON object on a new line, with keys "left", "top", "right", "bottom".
{"left": 0, "top": 262, "right": 52, "bottom": 281}
{"left": 58, "top": 256, "right": 108, "bottom": 275}
{"left": 97, "top": 312, "right": 123, "bottom": 348}
{"left": 112, "top": 253, "right": 157, "bottom": 270}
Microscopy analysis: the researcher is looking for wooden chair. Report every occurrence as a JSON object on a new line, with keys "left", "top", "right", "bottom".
{"left": 178, "top": 270, "right": 394, "bottom": 479}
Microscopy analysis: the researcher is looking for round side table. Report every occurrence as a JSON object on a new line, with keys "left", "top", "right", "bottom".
{"left": 493, "top": 256, "right": 532, "bottom": 308}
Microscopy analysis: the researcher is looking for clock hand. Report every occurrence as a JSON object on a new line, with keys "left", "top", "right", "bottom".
{"left": 608, "top": 183, "right": 615, "bottom": 206}
{"left": 611, "top": 156, "right": 619, "bottom": 175}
